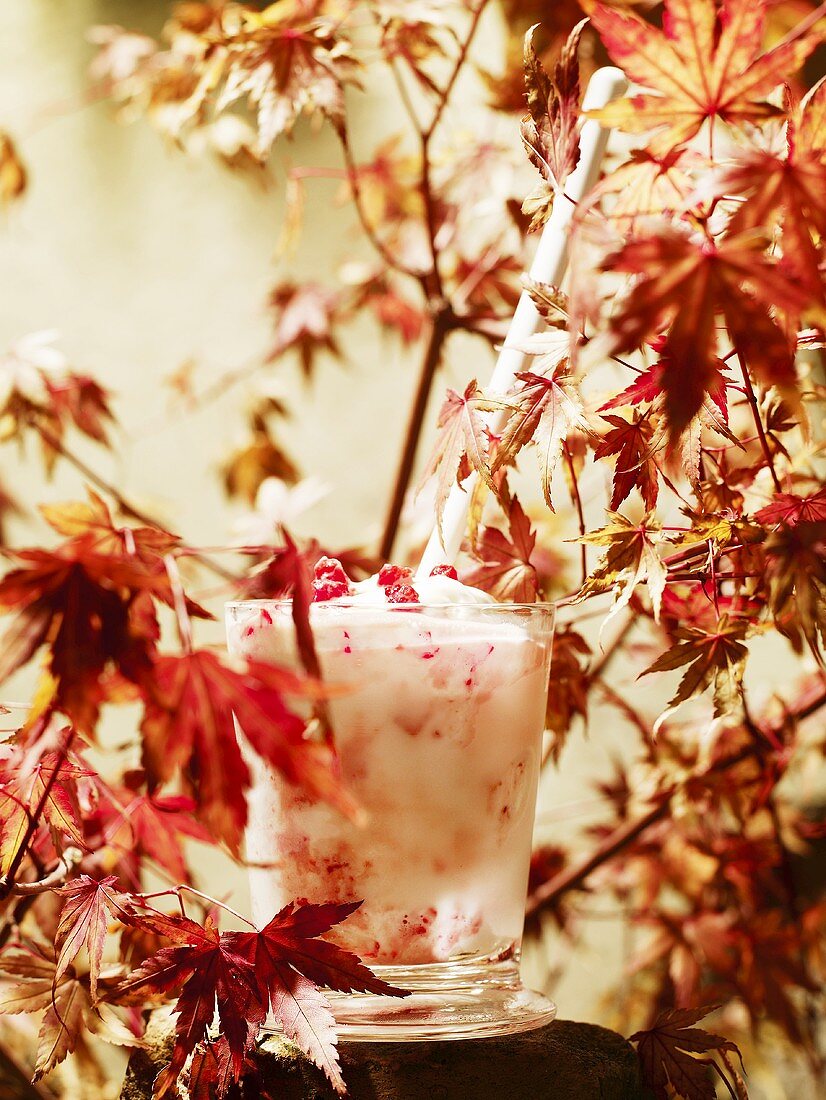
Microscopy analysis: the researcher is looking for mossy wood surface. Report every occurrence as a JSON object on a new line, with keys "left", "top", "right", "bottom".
{"left": 120, "top": 1016, "right": 644, "bottom": 1099}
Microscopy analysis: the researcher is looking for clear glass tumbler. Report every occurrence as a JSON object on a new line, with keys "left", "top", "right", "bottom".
{"left": 225, "top": 599, "right": 555, "bottom": 1040}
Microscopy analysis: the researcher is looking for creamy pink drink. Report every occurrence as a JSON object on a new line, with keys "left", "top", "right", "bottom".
{"left": 226, "top": 561, "right": 555, "bottom": 1038}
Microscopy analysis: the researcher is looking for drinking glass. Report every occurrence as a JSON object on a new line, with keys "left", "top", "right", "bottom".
{"left": 225, "top": 599, "right": 555, "bottom": 1040}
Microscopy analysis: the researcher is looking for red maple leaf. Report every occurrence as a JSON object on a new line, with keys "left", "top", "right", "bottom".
{"left": 589, "top": 0, "right": 824, "bottom": 154}
{"left": 521, "top": 18, "right": 586, "bottom": 229}
{"left": 267, "top": 282, "right": 343, "bottom": 378}
{"left": 116, "top": 912, "right": 262, "bottom": 1094}
{"left": 45, "top": 374, "right": 113, "bottom": 444}
{"left": 106, "top": 790, "right": 213, "bottom": 885}
{"left": 0, "top": 745, "right": 88, "bottom": 876}
{"left": 604, "top": 228, "right": 806, "bottom": 438}
{"left": 139, "top": 649, "right": 353, "bottom": 850}
{"left": 55, "top": 875, "right": 130, "bottom": 1003}
{"left": 594, "top": 412, "right": 660, "bottom": 512}
{"left": 630, "top": 1004, "right": 744, "bottom": 1100}
{"left": 0, "top": 544, "right": 158, "bottom": 731}
{"left": 599, "top": 361, "right": 667, "bottom": 412}
{"left": 419, "top": 380, "right": 511, "bottom": 544}
{"left": 755, "top": 487, "right": 826, "bottom": 526}
{"left": 464, "top": 496, "right": 539, "bottom": 602}
{"left": 493, "top": 369, "right": 586, "bottom": 510}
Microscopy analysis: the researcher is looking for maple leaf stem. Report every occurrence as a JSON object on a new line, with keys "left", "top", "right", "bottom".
{"left": 735, "top": 356, "right": 783, "bottom": 493}
{"left": 134, "top": 886, "right": 258, "bottom": 930}
{"left": 338, "top": 127, "right": 421, "bottom": 278}
{"left": 563, "top": 442, "right": 588, "bottom": 584}
{"left": 177, "top": 885, "right": 258, "bottom": 930}
{"left": 422, "top": 1, "right": 489, "bottom": 144}
{"left": 378, "top": 303, "right": 455, "bottom": 559}
{"left": 386, "top": 54, "right": 425, "bottom": 136}
{"left": 27, "top": 420, "right": 239, "bottom": 584}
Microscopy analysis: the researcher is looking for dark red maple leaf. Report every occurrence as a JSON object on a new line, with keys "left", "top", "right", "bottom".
{"left": 115, "top": 913, "right": 262, "bottom": 1094}
{"left": 0, "top": 544, "right": 160, "bottom": 731}
{"left": 464, "top": 496, "right": 539, "bottom": 602}
{"left": 630, "top": 1005, "right": 744, "bottom": 1100}
{"left": 183, "top": 1038, "right": 242, "bottom": 1100}
{"left": 755, "top": 488, "right": 826, "bottom": 526}
{"left": 118, "top": 901, "right": 406, "bottom": 1097}
{"left": 594, "top": 412, "right": 660, "bottom": 512}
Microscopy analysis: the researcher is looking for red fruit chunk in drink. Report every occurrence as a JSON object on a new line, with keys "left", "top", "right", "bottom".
{"left": 429, "top": 564, "right": 458, "bottom": 580}
{"left": 385, "top": 583, "right": 419, "bottom": 604}
{"left": 313, "top": 579, "right": 351, "bottom": 601}
{"left": 312, "top": 556, "right": 353, "bottom": 602}
{"left": 378, "top": 563, "right": 413, "bottom": 586}
{"left": 314, "top": 556, "right": 349, "bottom": 582}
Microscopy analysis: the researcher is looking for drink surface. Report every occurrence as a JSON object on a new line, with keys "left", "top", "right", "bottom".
{"left": 227, "top": 575, "right": 551, "bottom": 967}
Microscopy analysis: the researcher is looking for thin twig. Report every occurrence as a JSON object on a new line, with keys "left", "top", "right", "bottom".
{"left": 418, "top": 0, "right": 490, "bottom": 294}
{"left": 338, "top": 127, "right": 420, "bottom": 277}
{"left": 563, "top": 442, "right": 587, "bottom": 584}
{"left": 734, "top": 352, "right": 783, "bottom": 493}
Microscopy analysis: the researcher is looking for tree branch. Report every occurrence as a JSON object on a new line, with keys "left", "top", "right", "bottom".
{"left": 527, "top": 685, "right": 826, "bottom": 920}
{"left": 379, "top": 304, "right": 455, "bottom": 560}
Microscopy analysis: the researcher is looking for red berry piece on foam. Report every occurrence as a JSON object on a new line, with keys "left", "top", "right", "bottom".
{"left": 429, "top": 564, "right": 458, "bottom": 580}
{"left": 313, "top": 579, "right": 351, "bottom": 601}
{"left": 386, "top": 583, "right": 420, "bottom": 604}
{"left": 312, "top": 556, "right": 353, "bottom": 602}
{"left": 378, "top": 563, "right": 412, "bottom": 586}
{"left": 314, "top": 556, "right": 349, "bottom": 582}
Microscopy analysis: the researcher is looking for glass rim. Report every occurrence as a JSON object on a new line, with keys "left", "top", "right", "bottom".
{"left": 225, "top": 598, "right": 556, "bottom": 615}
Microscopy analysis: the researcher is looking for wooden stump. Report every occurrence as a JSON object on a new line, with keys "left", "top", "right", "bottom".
{"left": 120, "top": 1016, "right": 644, "bottom": 1099}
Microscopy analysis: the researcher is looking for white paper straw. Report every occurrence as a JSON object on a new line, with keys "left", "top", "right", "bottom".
{"left": 416, "top": 66, "right": 628, "bottom": 579}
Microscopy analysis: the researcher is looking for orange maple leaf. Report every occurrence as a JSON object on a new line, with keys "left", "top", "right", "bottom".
{"left": 588, "top": 0, "right": 824, "bottom": 154}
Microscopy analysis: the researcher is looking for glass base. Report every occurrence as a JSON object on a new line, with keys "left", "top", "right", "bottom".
{"left": 324, "top": 953, "right": 556, "bottom": 1042}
